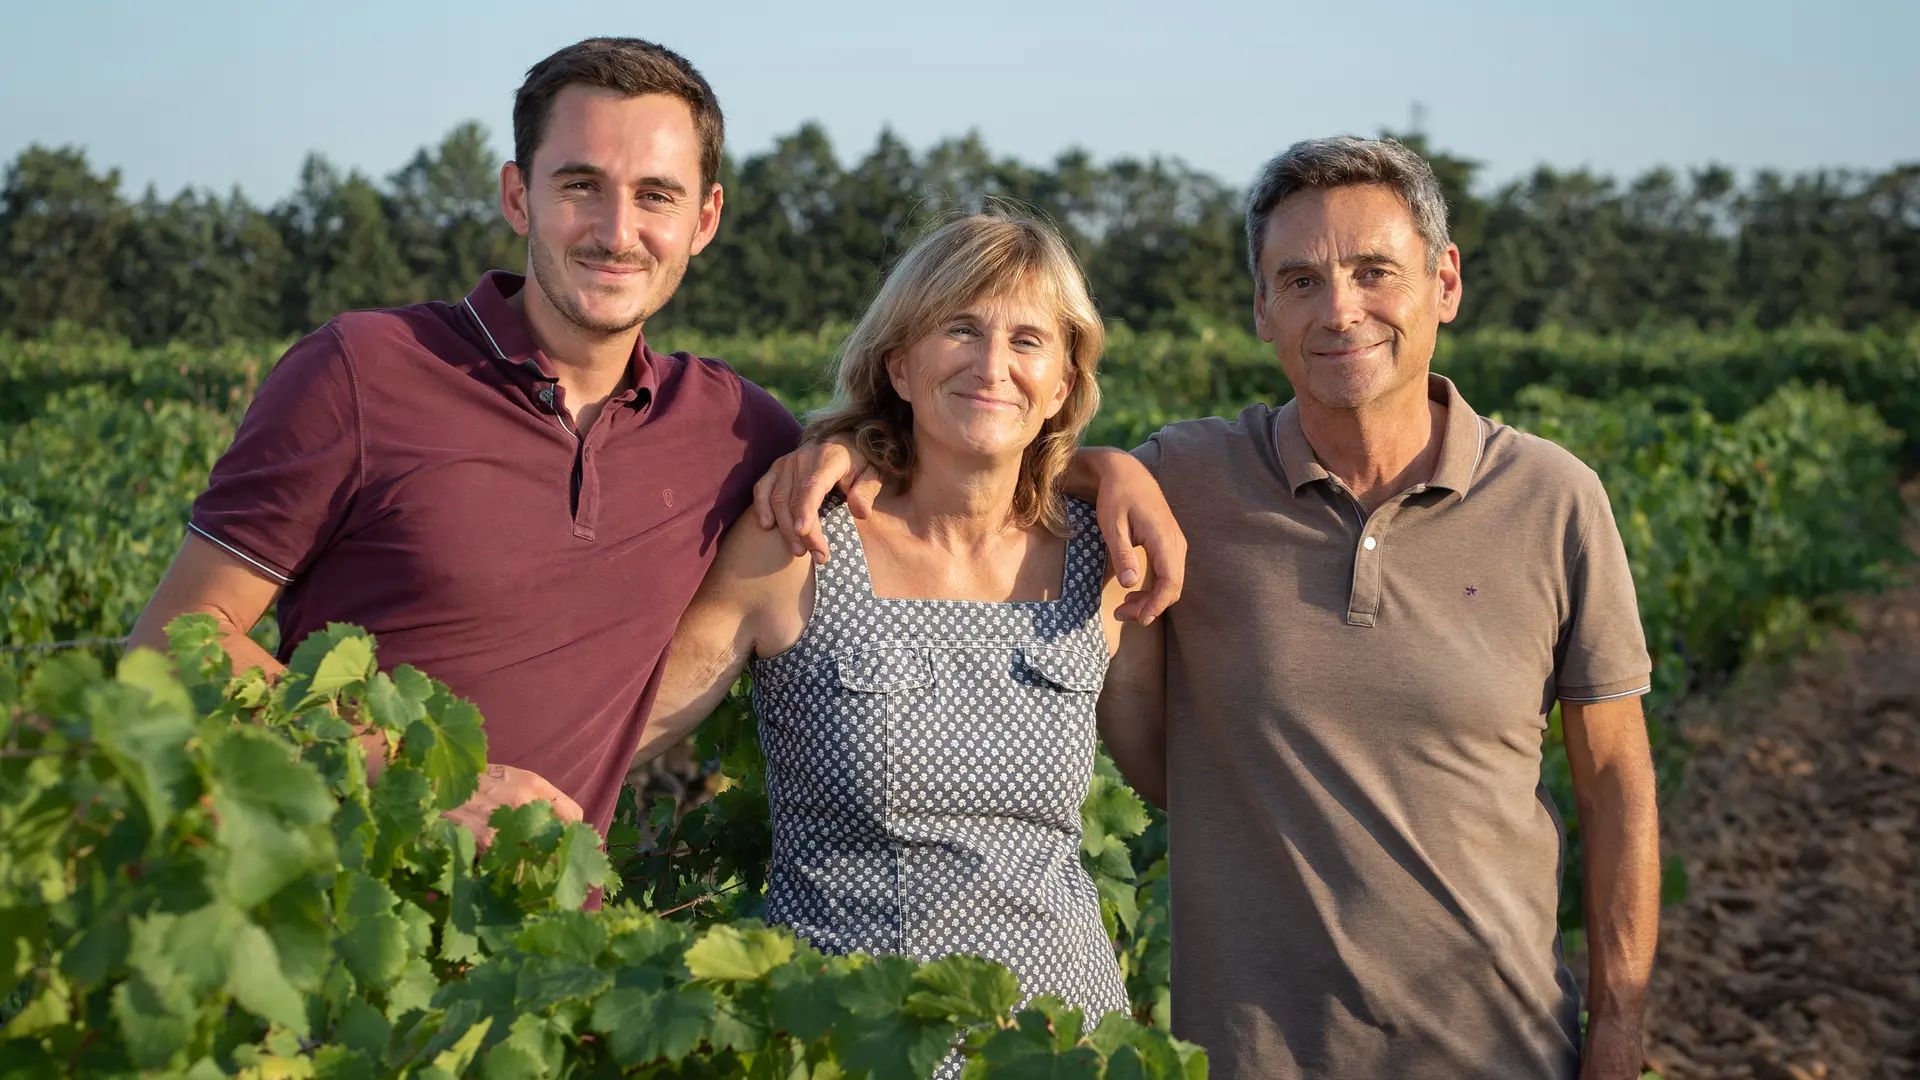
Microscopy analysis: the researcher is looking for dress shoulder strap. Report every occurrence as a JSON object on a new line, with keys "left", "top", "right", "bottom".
{"left": 1049, "top": 496, "right": 1109, "bottom": 637}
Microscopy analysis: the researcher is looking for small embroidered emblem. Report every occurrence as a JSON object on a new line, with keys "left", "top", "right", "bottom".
{"left": 1464, "top": 585, "right": 1478, "bottom": 597}
{"left": 662, "top": 488, "right": 675, "bottom": 508}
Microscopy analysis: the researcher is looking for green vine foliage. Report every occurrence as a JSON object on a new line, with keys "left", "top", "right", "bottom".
{"left": 0, "top": 618, "right": 1206, "bottom": 1079}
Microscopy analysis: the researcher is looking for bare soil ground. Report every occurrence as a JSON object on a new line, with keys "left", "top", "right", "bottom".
{"left": 1643, "top": 508, "right": 1920, "bottom": 1079}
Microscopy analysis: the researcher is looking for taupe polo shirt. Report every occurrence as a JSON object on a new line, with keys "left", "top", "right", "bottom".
{"left": 1137, "top": 374, "right": 1649, "bottom": 1080}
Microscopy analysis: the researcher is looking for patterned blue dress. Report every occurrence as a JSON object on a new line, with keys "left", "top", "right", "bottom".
{"left": 750, "top": 496, "right": 1130, "bottom": 1055}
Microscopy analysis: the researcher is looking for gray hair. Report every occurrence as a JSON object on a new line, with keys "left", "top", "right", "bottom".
{"left": 1244, "top": 136, "right": 1451, "bottom": 283}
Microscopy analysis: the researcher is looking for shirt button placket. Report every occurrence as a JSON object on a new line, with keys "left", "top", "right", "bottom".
{"left": 1348, "top": 509, "right": 1387, "bottom": 629}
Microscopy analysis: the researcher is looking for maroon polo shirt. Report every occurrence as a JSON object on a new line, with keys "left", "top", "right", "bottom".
{"left": 190, "top": 271, "right": 801, "bottom": 835}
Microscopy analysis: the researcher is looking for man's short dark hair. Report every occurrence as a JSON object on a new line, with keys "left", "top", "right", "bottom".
{"left": 513, "top": 37, "right": 725, "bottom": 192}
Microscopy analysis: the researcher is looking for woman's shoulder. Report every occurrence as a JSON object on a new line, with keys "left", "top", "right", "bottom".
{"left": 715, "top": 506, "right": 815, "bottom": 596}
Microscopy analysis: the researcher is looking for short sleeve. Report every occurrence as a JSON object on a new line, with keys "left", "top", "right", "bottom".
{"left": 1130, "top": 435, "right": 1165, "bottom": 479}
{"left": 741, "top": 378, "right": 802, "bottom": 477}
{"left": 188, "top": 324, "right": 363, "bottom": 583}
{"left": 1555, "top": 472, "right": 1652, "bottom": 703}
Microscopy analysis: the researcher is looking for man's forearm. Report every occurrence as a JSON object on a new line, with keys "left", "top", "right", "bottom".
{"left": 128, "top": 605, "right": 284, "bottom": 678}
{"left": 1061, "top": 447, "right": 1131, "bottom": 503}
{"left": 1582, "top": 787, "right": 1660, "bottom": 1015}
{"left": 1577, "top": 771, "right": 1660, "bottom": 1078}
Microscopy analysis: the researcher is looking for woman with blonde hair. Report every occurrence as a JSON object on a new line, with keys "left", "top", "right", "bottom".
{"left": 630, "top": 211, "right": 1137, "bottom": 1035}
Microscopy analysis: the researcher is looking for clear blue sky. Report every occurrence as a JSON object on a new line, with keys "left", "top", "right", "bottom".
{"left": 4, "top": 0, "right": 1915, "bottom": 202}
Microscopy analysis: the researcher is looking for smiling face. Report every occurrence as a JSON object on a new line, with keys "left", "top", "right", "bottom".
{"left": 1252, "top": 183, "right": 1462, "bottom": 411}
{"left": 885, "top": 289, "right": 1076, "bottom": 466}
{"left": 502, "top": 85, "right": 722, "bottom": 337}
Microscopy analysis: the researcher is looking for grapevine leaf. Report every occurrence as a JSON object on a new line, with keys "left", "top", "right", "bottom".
{"left": 515, "top": 955, "right": 612, "bottom": 1014}
{"left": 399, "top": 900, "right": 434, "bottom": 955}
{"left": 87, "top": 676, "right": 194, "bottom": 850}
{"left": 1080, "top": 777, "right": 1149, "bottom": 844}
{"left": 684, "top": 923, "right": 794, "bottom": 983}
{"left": 976, "top": 1041, "right": 1103, "bottom": 1080}
{"left": 766, "top": 964, "right": 840, "bottom": 1043}
{"left": 313, "top": 1045, "right": 379, "bottom": 1080}
{"left": 515, "top": 911, "right": 607, "bottom": 965}
{"left": 432, "top": 951, "right": 514, "bottom": 1005}
{"left": 1100, "top": 1045, "right": 1152, "bottom": 1080}
{"left": 1097, "top": 875, "right": 1141, "bottom": 937}
{"left": 439, "top": 824, "right": 483, "bottom": 964}
{"left": 479, "top": 1013, "right": 568, "bottom": 1080}
{"left": 114, "top": 646, "right": 193, "bottom": 716}
{"left": 58, "top": 912, "right": 129, "bottom": 986}
{"left": 423, "top": 1019, "right": 493, "bottom": 1080}
{"left": 605, "top": 916, "right": 689, "bottom": 972}
{"left": 22, "top": 652, "right": 102, "bottom": 719}
{"left": 387, "top": 955, "right": 439, "bottom": 1019}
{"left": 1016, "top": 997, "right": 1086, "bottom": 1049}
{"left": 477, "top": 1042, "right": 547, "bottom": 1080}
{"left": 207, "top": 727, "right": 337, "bottom": 907}
{"left": 403, "top": 693, "right": 486, "bottom": 812}
{"left": 590, "top": 985, "right": 716, "bottom": 1067}
{"left": 4, "top": 972, "right": 72, "bottom": 1039}
{"left": 228, "top": 920, "right": 309, "bottom": 1034}
{"left": 333, "top": 872, "right": 407, "bottom": 990}
{"left": 361, "top": 671, "right": 425, "bottom": 735}
{"left": 837, "top": 955, "right": 918, "bottom": 1015}
{"left": 1089, "top": 1014, "right": 1196, "bottom": 1079}
{"left": 905, "top": 955, "right": 1019, "bottom": 1023}
{"left": 332, "top": 996, "right": 392, "bottom": 1060}
{"left": 307, "top": 630, "right": 374, "bottom": 699}
{"left": 109, "top": 972, "right": 195, "bottom": 1068}
{"left": 719, "top": 983, "right": 782, "bottom": 1057}
{"left": 413, "top": 1000, "right": 491, "bottom": 1071}
{"left": 0, "top": 906, "right": 49, "bottom": 982}
{"left": 334, "top": 796, "right": 376, "bottom": 873}
{"left": 833, "top": 1010, "right": 957, "bottom": 1080}
{"left": 151, "top": 904, "right": 241, "bottom": 993}
{"left": 551, "top": 821, "right": 614, "bottom": 912}
{"left": 283, "top": 624, "right": 375, "bottom": 707}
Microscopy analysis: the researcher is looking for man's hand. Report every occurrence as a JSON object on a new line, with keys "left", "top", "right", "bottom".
{"left": 1069, "top": 448, "right": 1186, "bottom": 624}
{"left": 444, "top": 763, "right": 583, "bottom": 848}
{"left": 752, "top": 434, "right": 880, "bottom": 563}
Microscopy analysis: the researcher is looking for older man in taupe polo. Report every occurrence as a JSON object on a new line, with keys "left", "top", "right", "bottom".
{"left": 749, "top": 136, "right": 1660, "bottom": 1079}
{"left": 1092, "top": 137, "right": 1662, "bottom": 1080}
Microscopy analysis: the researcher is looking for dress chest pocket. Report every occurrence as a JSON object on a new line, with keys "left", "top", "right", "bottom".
{"left": 1014, "top": 645, "right": 1107, "bottom": 693}
{"left": 834, "top": 647, "right": 936, "bottom": 694}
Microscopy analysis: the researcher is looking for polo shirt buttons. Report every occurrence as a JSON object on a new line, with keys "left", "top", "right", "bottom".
{"left": 1364, "top": 536, "right": 1378, "bottom": 551}
{"left": 537, "top": 385, "right": 556, "bottom": 409}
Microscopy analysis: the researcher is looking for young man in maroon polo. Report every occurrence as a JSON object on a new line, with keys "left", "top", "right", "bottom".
{"left": 127, "top": 39, "right": 797, "bottom": 841}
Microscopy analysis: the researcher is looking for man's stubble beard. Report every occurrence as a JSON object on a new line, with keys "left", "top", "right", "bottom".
{"left": 526, "top": 225, "right": 690, "bottom": 337}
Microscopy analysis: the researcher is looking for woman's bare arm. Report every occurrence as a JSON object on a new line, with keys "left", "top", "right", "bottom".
{"left": 627, "top": 513, "right": 814, "bottom": 779}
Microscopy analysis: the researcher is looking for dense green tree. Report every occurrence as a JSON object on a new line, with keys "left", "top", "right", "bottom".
{"left": 387, "top": 121, "right": 524, "bottom": 304}
{"left": 277, "top": 155, "right": 417, "bottom": 331}
{"left": 113, "top": 187, "right": 288, "bottom": 344}
{"left": 0, "top": 125, "right": 1913, "bottom": 344}
{"left": 0, "top": 147, "right": 132, "bottom": 336}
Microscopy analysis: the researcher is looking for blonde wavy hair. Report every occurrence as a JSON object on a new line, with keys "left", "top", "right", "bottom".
{"left": 805, "top": 212, "right": 1105, "bottom": 536}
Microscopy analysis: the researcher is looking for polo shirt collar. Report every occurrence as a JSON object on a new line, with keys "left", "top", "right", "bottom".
{"left": 459, "top": 270, "right": 659, "bottom": 410}
{"left": 1273, "top": 373, "right": 1486, "bottom": 498}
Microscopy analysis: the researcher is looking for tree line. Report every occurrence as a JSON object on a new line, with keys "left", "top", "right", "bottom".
{"left": 2, "top": 119, "right": 1916, "bottom": 346}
